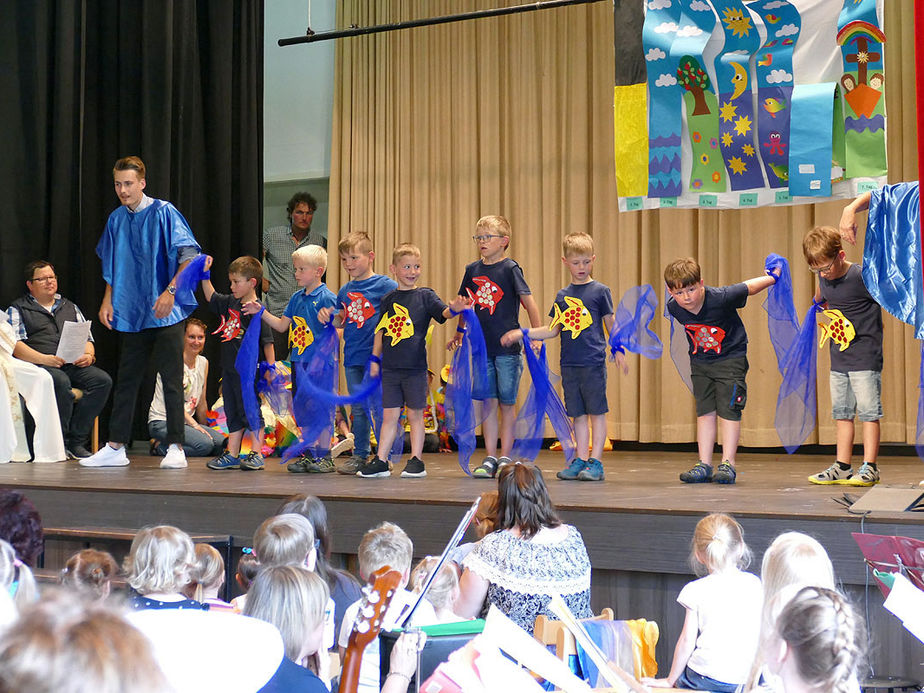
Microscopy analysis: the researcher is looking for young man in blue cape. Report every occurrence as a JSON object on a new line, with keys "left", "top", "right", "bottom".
{"left": 81, "top": 156, "right": 201, "bottom": 469}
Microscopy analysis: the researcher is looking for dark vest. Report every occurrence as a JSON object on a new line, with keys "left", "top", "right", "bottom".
{"left": 10, "top": 295, "right": 80, "bottom": 355}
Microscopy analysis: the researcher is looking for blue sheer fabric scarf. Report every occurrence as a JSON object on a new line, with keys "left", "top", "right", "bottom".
{"left": 445, "top": 307, "right": 489, "bottom": 475}
{"left": 608, "top": 284, "right": 663, "bottom": 360}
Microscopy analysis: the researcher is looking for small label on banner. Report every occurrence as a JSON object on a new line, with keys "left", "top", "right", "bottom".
{"left": 625, "top": 197, "right": 644, "bottom": 211}
{"left": 857, "top": 180, "right": 879, "bottom": 193}
{"left": 699, "top": 194, "right": 717, "bottom": 208}
{"left": 798, "top": 163, "right": 815, "bottom": 174}
{"left": 810, "top": 179, "right": 821, "bottom": 190}
{"left": 660, "top": 197, "right": 677, "bottom": 208}
{"left": 775, "top": 190, "right": 792, "bottom": 204}
{"left": 739, "top": 193, "right": 758, "bottom": 207}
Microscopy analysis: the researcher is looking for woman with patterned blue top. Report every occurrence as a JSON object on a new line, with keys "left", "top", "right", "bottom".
{"left": 455, "top": 463, "right": 592, "bottom": 634}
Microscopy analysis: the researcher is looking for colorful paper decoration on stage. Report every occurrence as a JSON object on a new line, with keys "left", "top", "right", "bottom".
{"left": 616, "top": 0, "right": 887, "bottom": 210}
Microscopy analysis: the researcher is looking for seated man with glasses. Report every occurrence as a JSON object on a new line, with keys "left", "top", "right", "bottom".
{"left": 7, "top": 261, "right": 112, "bottom": 459}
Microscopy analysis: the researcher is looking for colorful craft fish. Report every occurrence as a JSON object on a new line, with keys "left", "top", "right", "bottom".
{"left": 549, "top": 296, "right": 593, "bottom": 339}
{"left": 467, "top": 276, "right": 504, "bottom": 314}
{"left": 768, "top": 163, "right": 789, "bottom": 181}
{"left": 762, "top": 97, "right": 787, "bottom": 117}
{"left": 684, "top": 324, "right": 726, "bottom": 354}
{"left": 212, "top": 309, "right": 243, "bottom": 342}
{"left": 376, "top": 304, "right": 415, "bottom": 346}
{"left": 343, "top": 291, "right": 375, "bottom": 328}
{"left": 818, "top": 309, "right": 855, "bottom": 352}
{"left": 757, "top": 53, "right": 773, "bottom": 67}
{"left": 288, "top": 315, "right": 314, "bottom": 355}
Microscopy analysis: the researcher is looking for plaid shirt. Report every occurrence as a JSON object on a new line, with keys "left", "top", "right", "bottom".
{"left": 262, "top": 224, "right": 326, "bottom": 315}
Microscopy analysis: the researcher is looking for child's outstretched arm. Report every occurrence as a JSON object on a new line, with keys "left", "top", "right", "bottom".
{"left": 500, "top": 324, "right": 560, "bottom": 346}
{"left": 447, "top": 302, "right": 465, "bottom": 352}
{"left": 643, "top": 606, "right": 698, "bottom": 688}
{"left": 440, "top": 294, "right": 473, "bottom": 319}
{"left": 744, "top": 265, "right": 780, "bottom": 295}
{"left": 603, "top": 313, "right": 628, "bottom": 375}
{"left": 200, "top": 256, "right": 216, "bottom": 302}
{"left": 240, "top": 301, "right": 291, "bottom": 334}
{"left": 840, "top": 190, "right": 872, "bottom": 246}
{"left": 318, "top": 305, "right": 345, "bottom": 327}
{"left": 370, "top": 331, "right": 383, "bottom": 377}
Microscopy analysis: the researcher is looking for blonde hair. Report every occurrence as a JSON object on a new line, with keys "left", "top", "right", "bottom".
{"left": 0, "top": 589, "right": 172, "bottom": 693}
{"left": 253, "top": 514, "right": 315, "bottom": 568}
{"left": 244, "top": 566, "right": 329, "bottom": 662}
{"left": 474, "top": 491, "right": 499, "bottom": 539}
{"left": 60, "top": 549, "right": 118, "bottom": 600}
{"left": 690, "top": 513, "right": 751, "bottom": 575}
{"left": 358, "top": 522, "right": 413, "bottom": 578}
{"left": 391, "top": 243, "right": 421, "bottom": 267}
{"left": 125, "top": 526, "right": 196, "bottom": 595}
{"left": 476, "top": 215, "right": 511, "bottom": 244}
{"left": 802, "top": 225, "right": 842, "bottom": 266}
{"left": 410, "top": 557, "right": 459, "bottom": 612}
{"left": 562, "top": 232, "right": 594, "bottom": 258}
{"left": 0, "top": 540, "right": 36, "bottom": 609}
{"left": 774, "top": 586, "right": 864, "bottom": 693}
{"left": 339, "top": 231, "right": 373, "bottom": 255}
{"left": 185, "top": 544, "right": 225, "bottom": 602}
{"left": 292, "top": 244, "right": 328, "bottom": 270}
{"left": 664, "top": 257, "right": 701, "bottom": 289}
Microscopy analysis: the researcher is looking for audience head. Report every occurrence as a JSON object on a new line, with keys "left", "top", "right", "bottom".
{"left": 761, "top": 532, "right": 835, "bottom": 610}
{"left": 276, "top": 495, "right": 339, "bottom": 586}
{"left": 690, "top": 513, "right": 751, "bottom": 576}
{"left": 185, "top": 544, "right": 225, "bottom": 602}
{"left": 24, "top": 261, "right": 58, "bottom": 300}
{"left": 184, "top": 318, "right": 208, "bottom": 356}
{"left": 0, "top": 540, "right": 36, "bottom": 609}
{"left": 253, "top": 513, "right": 316, "bottom": 571}
{"left": 286, "top": 191, "right": 318, "bottom": 227}
{"left": 125, "top": 526, "right": 196, "bottom": 596}
{"left": 767, "top": 586, "right": 864, "bottom": 693}
{"left": 358, "top": 522, "right": 413, "bottom": 581}
{"left": 496, "top": 463, "right": 561, "bottom": 540}
{"left": 474, "top": 491, "right": 499, "bottom": 539}
{"left": 60, "top": 549, "right": 119, "bottom": 601}
{"left": 244, "top": 566, "right": 329, "bottom": 663}
{"left": 0, "top": 488, "right": 43, "bottom": 568}
{"left": 236, "top": 551, "right": 260, "bottom": 593}
{"left": 0, "top": 589, "right": 171, "bottom": 693}
{"left": 410, "top": 557, "right": 459, "bottom": 613}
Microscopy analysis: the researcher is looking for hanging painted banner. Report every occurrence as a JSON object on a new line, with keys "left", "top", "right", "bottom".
{"left": 615, "top": 0, "right": 887, "bottom": 211}
{"left": 613, "top": 0, "right": 649, "bottom": 197}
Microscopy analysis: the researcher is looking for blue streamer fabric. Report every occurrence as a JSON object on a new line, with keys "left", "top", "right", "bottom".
{"left": 257, "top": 362, "right": 292, "bottom": 417}
{"left": 285, "top": 321, "right": 339, "bottom": 461}
{"left": 917, "top": 342, "right": 924, "bottom": 461}
{"left": 608, "top": 284, "right": 663, "bottom": 360}
{"left": 172, "top": 254, "right": 210, "bottom": 310}
{"left": 234, "top": 306, "right": 265, "bottom": 433}
{"left": 763, "top": 253, "right": 800, "bottom": 375}
{"left": 445, "top": 308, "right": 489, "bottom": 475}
{"left": 775, "top": 303, "right": 820, "bottom": 453}
{"left": 663, "top": 286, "right": 693, "bottom": 393}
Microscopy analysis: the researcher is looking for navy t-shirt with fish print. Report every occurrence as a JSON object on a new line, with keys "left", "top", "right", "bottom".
{"left": 667, "top": 284, "right": 748, "bottom": 363}
{"left": 458, "top": 258, "right": 532, "bottom": 358}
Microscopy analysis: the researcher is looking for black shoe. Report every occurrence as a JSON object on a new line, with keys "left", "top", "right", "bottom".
{"left": 358, "top": 458, "right": 391, "bottom": 478}
{"left": 66, "top": 445, "right": 93, "bottom": 460}
{"left": 401, "top": 457, "right": 426, "bottom": 478}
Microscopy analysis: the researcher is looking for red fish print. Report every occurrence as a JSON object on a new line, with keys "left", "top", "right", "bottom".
{"left": 467, "top": 276, "right": 504, "bottom": 315}
{"left": 684, "top": 323, "right": 726, "bottom": 354}
{"left": 212, "top": 309, "right": 243, "bottom": 342}
{"left": 343, "top": 291, "right": 375, "bottom": 328}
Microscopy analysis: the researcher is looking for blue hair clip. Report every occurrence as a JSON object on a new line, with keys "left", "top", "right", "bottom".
{"left": 241, "top": 547, "right": 253, "bottom": 555}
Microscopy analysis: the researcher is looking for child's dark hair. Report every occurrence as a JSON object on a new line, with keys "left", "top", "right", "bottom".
{"left": 228, "top": 256, "right": 263, "bottom": 285}
{"left": 235, "top": 551, "right": 259, "bottom": 592}
{"left": 663, "top": 257, "right": 702, "bottom": 289}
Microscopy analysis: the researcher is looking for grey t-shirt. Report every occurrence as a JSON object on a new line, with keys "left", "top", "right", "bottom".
{"left": 819, "top": 263, "right": 883, "bottom": 373}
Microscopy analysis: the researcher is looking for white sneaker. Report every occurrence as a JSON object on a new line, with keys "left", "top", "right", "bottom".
{"left": 331, "top": 433, "right": 355, "bottom": 458}
{"left": 79, "top": 444, "right": 130, "bottom": 467}
{"left": 160, "top": 444, "right": 188, "bottom": 469}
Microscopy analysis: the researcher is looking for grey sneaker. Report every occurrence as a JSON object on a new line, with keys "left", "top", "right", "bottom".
{"left": 808, "top": 462, "right": 853, "bottom": 485}
{"left": 239, "top": 452, "right": 264, "bottom": 471}
{"left": 557, "top": 458, "right": 587, "bottom": 481}
{"left": 713, "top": 461, "right": 736, "bottom": 485}
{"left": 577, "top": 458, "right": 604, "bottom": 482}
{"left": 287, "top": 454, "right": 333, "bottom": 473}
{"left": 679, "top": 462, "right": 713, "bottom": 483}
{"left": 472, "top": 456, "right": 498, "bottom": 478}
{"left": 337, "top": 454, "right": 367, "bottom": 475}
{"left": 847, "top": 462, "right": 880, "bottom": 487}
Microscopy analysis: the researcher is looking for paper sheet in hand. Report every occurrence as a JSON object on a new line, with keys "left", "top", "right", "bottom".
{"left": 883, "top": 573, "right": 924, "bottom": 644}
{"left": 55, "top": 321, "right": 91, "bottom": 363}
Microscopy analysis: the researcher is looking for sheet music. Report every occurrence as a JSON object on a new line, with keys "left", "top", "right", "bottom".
{"left": 55, "top": 321, "right": 91, "bottom": 363}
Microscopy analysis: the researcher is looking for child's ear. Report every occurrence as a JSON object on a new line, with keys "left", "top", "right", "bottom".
{"left": 561, "top": 256, "right": 568, "bottom": 266}
{"left": 250, "top": 277, "right": 258, "bottom": 290}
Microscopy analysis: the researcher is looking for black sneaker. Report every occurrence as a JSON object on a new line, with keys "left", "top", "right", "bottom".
{"left": 66, "top": 444, "right": 93, "bottom": 460}
{"left": 679, "top": 462, "right": 713, "bottom": 483}
{"left": 287, "top": 454, "right": 315, "bottom": 473}
{"left": 357, "top": 458, "right": 391, "bottom": 478}
{"left": 714, "top": 461, "right": 737, "bottom": 485}
{"left": 472, "top": 456, "right": 498, "bottom": 478}
{"left": 401, "top": 457, "right": 427, "bottom": 478}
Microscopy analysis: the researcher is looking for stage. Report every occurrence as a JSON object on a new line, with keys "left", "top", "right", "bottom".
{"left": 4, "top": 448, "right": 924, "bottom": 681}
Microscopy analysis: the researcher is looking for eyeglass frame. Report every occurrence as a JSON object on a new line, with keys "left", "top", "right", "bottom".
{"left": 472, "top": 234, "right": 505, "bottom": 242}
{"left": 28, "top": 275, "right": 57, "bottom": 283}
{"left": 809, "top": 258, "right": 837, "bottom": 275}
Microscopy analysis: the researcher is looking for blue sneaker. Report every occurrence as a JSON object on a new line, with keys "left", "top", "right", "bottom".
{"left": 679, "top": 462, "right": 713, "bottom": 483}
{"left": 577, "top": 458, "right": 604, "bottom": 481}
{"left": 557, "top": 458, "right": 587, "bottom": 481}
{"left": 714, "top": 461, "right": 736, "bottom": 484}
{"left": 206, "top": 452, "right": 240, "bottom": 470}
{"left": 239, "top": 452, "right": 264, "bottom": 471}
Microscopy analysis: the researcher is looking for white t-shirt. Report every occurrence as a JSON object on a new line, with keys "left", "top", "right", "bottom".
{"left": 337, "top": 588, "right": 438, "bottom": 693}
{"left": 678, "top": 569, "right": 761, "bottom": 685}
{"left": 148, "top": 355, "right": 207, "bottom": 423}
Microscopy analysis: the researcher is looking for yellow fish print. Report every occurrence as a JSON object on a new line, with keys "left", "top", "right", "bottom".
{"left": 550, "top": 296, "right": 593, "bottom": 339}
{"left": 818, "top": 309, "right": 855, "bottom": 352}
{"left": 288, "top": 315, "right": 314, "bottom": 355}
{"left": 376, "top": 303, "right": 415, "bottom": 346}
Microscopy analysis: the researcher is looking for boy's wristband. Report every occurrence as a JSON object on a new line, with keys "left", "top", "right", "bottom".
{"left": 449, "top": 307, "right": 460, "bottom": 317}
{"left": 812, "top": 297, "right": 825, "bottom": 308}
{"left": 765, "top": 269, "right": 778, "bottom": 284}
{"left": 456, "top": 326, "right": 465, "bottom": 334}
{"left": 370, "top": 355, "right": 381, "bottom": 365}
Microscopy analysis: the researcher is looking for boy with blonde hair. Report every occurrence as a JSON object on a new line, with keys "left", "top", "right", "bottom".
{"left": 452, "top": 215, "right": 542, "bottom": 478}
{"left": 802, "top": 226, "right": 883, "bottom": 486}
{"left": 319, "top": 231, "right": 398, "bottom": 474}
{"left": 362, "top": 244, "right": 469, "bottom": 479}
{"left": 201, "top": 256, "right": 275, "bottom": 471}
{"left": 502, "top": 232, "right": 624, "bottom": 481}
{"left": 244, "top": 244, "right": 338, "bottom": 473}
{"left": 338, "top": 522, "right": 437, "bottom": 693}
{"left": 665, "top": 257, "right": 777, "bottom": 485}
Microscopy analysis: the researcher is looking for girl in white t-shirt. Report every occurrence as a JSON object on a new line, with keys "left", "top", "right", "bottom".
{"left": 644, "top": 513, "right": 762, "bottom": 692}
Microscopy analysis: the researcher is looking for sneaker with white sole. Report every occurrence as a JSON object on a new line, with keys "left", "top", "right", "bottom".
{"left": 160, "top": 444, "right": 188, "bottom": 469}
{"left": 472, "top": 456, "right": 498, "bottom": 478}
{"left": 847, "top": 462, "right": 880, "bottom": 487}
{"left": 401, "top": 456, "right": 426, "bottom": 478}
{"left": 331, "top": 434, "right": 355, "bottom": 458}
{"left": 79, "top": 444, "right": 129, "bottom": 468}
{"left": 808, "top": 462, "right": 853, "bottom": 485}
{"left": 357, "top": 458, "right": 391, "bottom": 478}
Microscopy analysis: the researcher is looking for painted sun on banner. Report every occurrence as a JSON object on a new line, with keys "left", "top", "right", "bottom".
{"left": 614, "top": 0, "right": 887, "bottom": 211}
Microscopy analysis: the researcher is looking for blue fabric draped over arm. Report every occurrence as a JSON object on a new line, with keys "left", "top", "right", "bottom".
{"left": 763, "top": 253, "right": 800, "bottom": 374}
{"left": 285, "top": 321, "right": 339, "bottom": 461}
{"left": 172, "top": 254, "right": 210, "bottom": 311}
{"left": 917, "top": 343, "right": 924, "bottom": 460}
{"left": 663, "top": 287, "right": 693, "bottom": 393}
{"left": 234, "top": 307, "right": 265, "bottom": 432}
{"left": 608, "top": 284, "right": 663, "bottom": 359}
{"left": 775, "top": 302, "right": 820, "bottom": 453}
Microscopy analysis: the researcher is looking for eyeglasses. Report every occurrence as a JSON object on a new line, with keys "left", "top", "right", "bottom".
{"left": 809, "top": 259, "right": 836, "bottom": 275}
{"left": 472, "top": 234, "right": 504, "bottom": 242}
{"left": 30, "top": 276, "right": 57, "bottom": 283}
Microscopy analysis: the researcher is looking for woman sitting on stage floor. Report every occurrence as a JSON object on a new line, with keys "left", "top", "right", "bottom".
{"left": 454, "top": 463, "right": 592, "bottom": 634}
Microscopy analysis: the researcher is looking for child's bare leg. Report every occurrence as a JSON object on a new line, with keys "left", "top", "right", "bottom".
{"left": 835, "top": 418, "right": 855, "bottom": 465}
{"left": 376, "top": 407, "right": 401, "bottom": 461}
{"left": 480, "top": 398, "right": 499, "bottom": 457}
{"left": 407, "top": 408, "right": 425, "bottom": 459}
{"left": 499, "top": 403, "right": 516, "bottom": 458}
{"left": 862, "top": 420, "right": 880, "bottom": 464}
{"left": 574, "top": 415, "right": 590, "bottom": 460}
{"left": 590, "top": 413, "right": 608, "bottom": 460}
{"left": 227, "top": 429, "right": 244, "bottom": 457}
{"left": 719, "top": 417, "right": 740, "bottom": 465}
{"left": 696, "top": 412, "right": 717, "bottom": 465}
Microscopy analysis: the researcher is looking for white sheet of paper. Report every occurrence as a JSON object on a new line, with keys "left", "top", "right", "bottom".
{"left": 55, "top": 321, "right": 91, "bottom": 363}
{"left": 883, "top": 573, "right": 924, "bottom": 644}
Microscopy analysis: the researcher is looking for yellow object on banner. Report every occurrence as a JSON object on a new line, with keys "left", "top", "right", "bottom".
{"left": 614, "top": 84, "right": 649, "bottom": 198}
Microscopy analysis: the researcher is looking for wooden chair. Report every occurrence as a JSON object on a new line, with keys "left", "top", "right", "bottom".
{"left": 534, "top": 608, "right": 614, "bottom": 660}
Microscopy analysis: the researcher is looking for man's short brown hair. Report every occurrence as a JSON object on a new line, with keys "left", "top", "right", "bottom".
{"left": 228, "top": 256, "right": 263, "bottom": 285}
{"left": 802, "top": 226, "right": 842, "bottom": 266}
{"left": 113, "top": 156, "right": 146, "bottom": 179}
{"left": 664, "top": 257, "right": 702, "bottom": 289}
{"left": 338, "top": 231, "right": 373, "bottom": 255}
